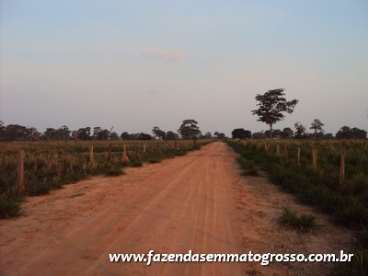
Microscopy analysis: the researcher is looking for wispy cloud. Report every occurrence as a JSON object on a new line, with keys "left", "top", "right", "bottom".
{"left": 141, "top": 48, "right": 187, "bottom": 62}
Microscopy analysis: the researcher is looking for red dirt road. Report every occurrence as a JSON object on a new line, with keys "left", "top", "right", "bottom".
{"left": 0, "top": 142, "right": 351, "bottom": 276}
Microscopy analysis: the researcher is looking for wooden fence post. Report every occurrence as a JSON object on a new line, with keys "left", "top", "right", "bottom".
{"left": 312, "top": 147, "right": 318, "bottom": 170}
{"left": 122, "top": 143, "right": 129, "bottom": 164}
{"left": 276, "top": 144, "right": 280, "bottom": 156}
{"left": 297, "top": 147, "right": 301, "bottom": 166}
{"left": 107, "top": 143, "right": 112, "bottom": 161}
{"left": 143, "top": 143, "right": 147, "bottom": 153}
{"left": 89, "top": 144, "right": 95, "bottom": 167}
{"left": 339, "top": 149, "right": 346, "bottom": 185}
{"left": 16, "top": 150, "right": 25, "bottom": 195}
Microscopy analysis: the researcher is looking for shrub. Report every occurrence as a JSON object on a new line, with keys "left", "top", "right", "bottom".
{"left": 104, "top": 164, "right": 124, "bottom": 176}
{"left": 278, "top": 208, "right": 316, "bottom": 232}
{"left": 0, "top": 195, "right": 22, "bottom": 219}
{"left": 237, "top": 157, "right": 258, "bottom": 176}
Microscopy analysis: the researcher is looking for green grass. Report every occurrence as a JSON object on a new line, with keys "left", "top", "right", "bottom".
{"left": 237, "top": 156, "right": 259, "bottom": 176}
{"left": 278, "top": 208, "right": 316, "bottom": 232}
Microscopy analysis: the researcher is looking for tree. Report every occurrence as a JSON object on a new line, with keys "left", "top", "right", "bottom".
{"left": 265, "top": 129, "right": 282, "bottom": 138}
{"left": 152, "top": 126, "right": 166, "bottom": 140}
{"left": 165, "top": 131, "right": 179, "bottom": 140}
{"left": 1, "top": 124, "right": 34, "bottom": 141}
{"left": 294, "top": 122, "right": 306, "bottom": 139}
{"left": 110, "top": 132, "right": 119, "bottom": 140}
{"left": 202, "top": 132, "right": 213, "bottom": 139}
{"left": 44, "top": 128, "right": 58, "bottom": 140}
{"left": 252, "top": 89, "right": 298, "bottom": 136}
{"left": 178, "top": 119, "right": 201, "bottom": 139}
{"left": 281, "top": 127, "right": 294, "bottom": 138}
{"left": 336, "top": 126, "right": 367, "bottom": 139}
{"left": 214, "top": 131, "right": 226, "bottom": 139}
{"left": 310, "top": 119, "right": 324, "bottom": 137}
{"left": 137, "top": 133, "right": 153, "bottom": 140}
{"left": 120, "top": 132, "right": 130, "bottom": 140}
{"left": 96, "top": 129, "right": 110, "bottom": 140}
{"left": 232, "top": 128, "right": 252, "bottom": 139}
{"left": 76, "top": 127, "right": 91, "bottom": 140}
{"left": 252, "top": 131, "right": 266, "bottom": 139}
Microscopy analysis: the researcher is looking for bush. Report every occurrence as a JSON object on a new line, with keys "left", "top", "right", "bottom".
{"left": 104, "top": 164, "right": 124, "bottom": 176}
{"left": 278, "top": 208, "right": 316, "bottom": 232}
{"left": 0, "top": 195, "right": 22, "bottom": 219}
{"left": 237, "top": 157, "right": 258, "bottom": 176}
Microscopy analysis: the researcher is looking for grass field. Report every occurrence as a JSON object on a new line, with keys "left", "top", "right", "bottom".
{"left": 0, "top": 139, "right": 210, "bottom": 218}
{"left": 228, "top": 139, "right": 368, "bottom": 275}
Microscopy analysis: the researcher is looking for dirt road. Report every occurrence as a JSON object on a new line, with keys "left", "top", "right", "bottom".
{"left": 0, "top": 142, "right": 351, "bottom": 276}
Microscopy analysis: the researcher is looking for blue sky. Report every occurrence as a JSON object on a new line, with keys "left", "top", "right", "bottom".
{"left": 1, "top": 0, "right": 368, "bottom": 135}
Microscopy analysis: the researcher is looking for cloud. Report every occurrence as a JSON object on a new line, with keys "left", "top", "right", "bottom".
{"left": 141, "top": 48, "right": 187, "bottom": 62}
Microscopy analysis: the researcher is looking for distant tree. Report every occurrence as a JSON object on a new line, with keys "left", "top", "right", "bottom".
{"left": 0, "top": 121, "right": 5, "bottom": 141}
{"left": 120, "top": 132, "right": 130, "bottom": 140}
{"left": 252, "top": 89, "right": 298, "bottom": 137}
{"left": 44, "top": 128, "right": 58, "bottom": 140}
{"left": 323, "top": 133, "right": 334, "bottom": 139}
{"left": 76, "top": 127, "right": 91, "bottom": 140}
{"left": 252, "top": 131, "right": 266, "bottom": 139}
{"left": 336, "top": 126, "right": 367, "bottom": 139}
{"left": 152, "top": 126, "right": 166, "bottom": 140}
{"left": 165, "top": 131, "right": 179, "bottom": 140}
{"left": 57, "top": 125, "right": 70, "bottom": 140}
{"left": 265, "top": 129, "right": 282, "bottom": 138}
{"left": 1, "top": 124, "right": 34, "bottom": 140}
{"left": 310, "top": 119, "right": 324, "bottom": 137}
{"left": 110, "top": 132, "right": 119, "bottom": 140}
{"left": 232, "top": 128, "right": 252, "bottom": 139}
{"left": 294, "top": 122, "right": 306, "bottom": 139}
{"left": 202, "top": 132, "right": 213, "bottom": 139}
{"left": 214, "top": 131, "right": 226, "bottom": 139}
{"left": 137, "top": 133, "right": 153, "bottom": 140}
{"left": 97, "top": 129, "right": 110, "bottom": 140}
{"left": 93, "top": 127, "right": 102, "bottom": 139}
{"left": 178, "top": 119, "right": 201, "bottom": 139}
{"left": 281, "top": 127, "right": 294, "bottom": 139}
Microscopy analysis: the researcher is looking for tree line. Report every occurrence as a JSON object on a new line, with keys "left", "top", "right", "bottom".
{"left": 0, "top": 119, "right": 208, "bottom": 141}
{"left": 232, "top": 124, "right": 367, "bottom": 139}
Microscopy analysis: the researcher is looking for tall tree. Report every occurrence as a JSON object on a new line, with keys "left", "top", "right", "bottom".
{"left": 252, "top": 89, "right": 298, "bottom": 136}
{"left": 310, "top": 119, "right": 324, "bottom": 136}
{"left": 178, "top": 119, "right": 201, "bottom": 139}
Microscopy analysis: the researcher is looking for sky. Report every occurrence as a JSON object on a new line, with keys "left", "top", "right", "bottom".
{"left": 1, "top": 0, "right": 368, "bottom": 135}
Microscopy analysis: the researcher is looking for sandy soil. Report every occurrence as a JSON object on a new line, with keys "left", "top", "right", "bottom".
{"left": 0, "top": 142, "right": 352, "bottom": 276}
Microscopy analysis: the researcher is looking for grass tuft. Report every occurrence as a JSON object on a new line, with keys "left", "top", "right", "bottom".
{"left": 279, "top": 208, "right": 316, "bottom": 232}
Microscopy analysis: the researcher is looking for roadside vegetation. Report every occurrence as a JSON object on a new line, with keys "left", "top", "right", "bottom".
{"left": 0, "top": 119, "right": 214, "bottom": 219}
{"left": 0, "top": 139, "right": 210, "bottom": 219}
{"left": 228, "top": 139, "right": 368, "bottom": 275}
{"left": 278, "top": 208, "right": 316, "bottom": 232}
